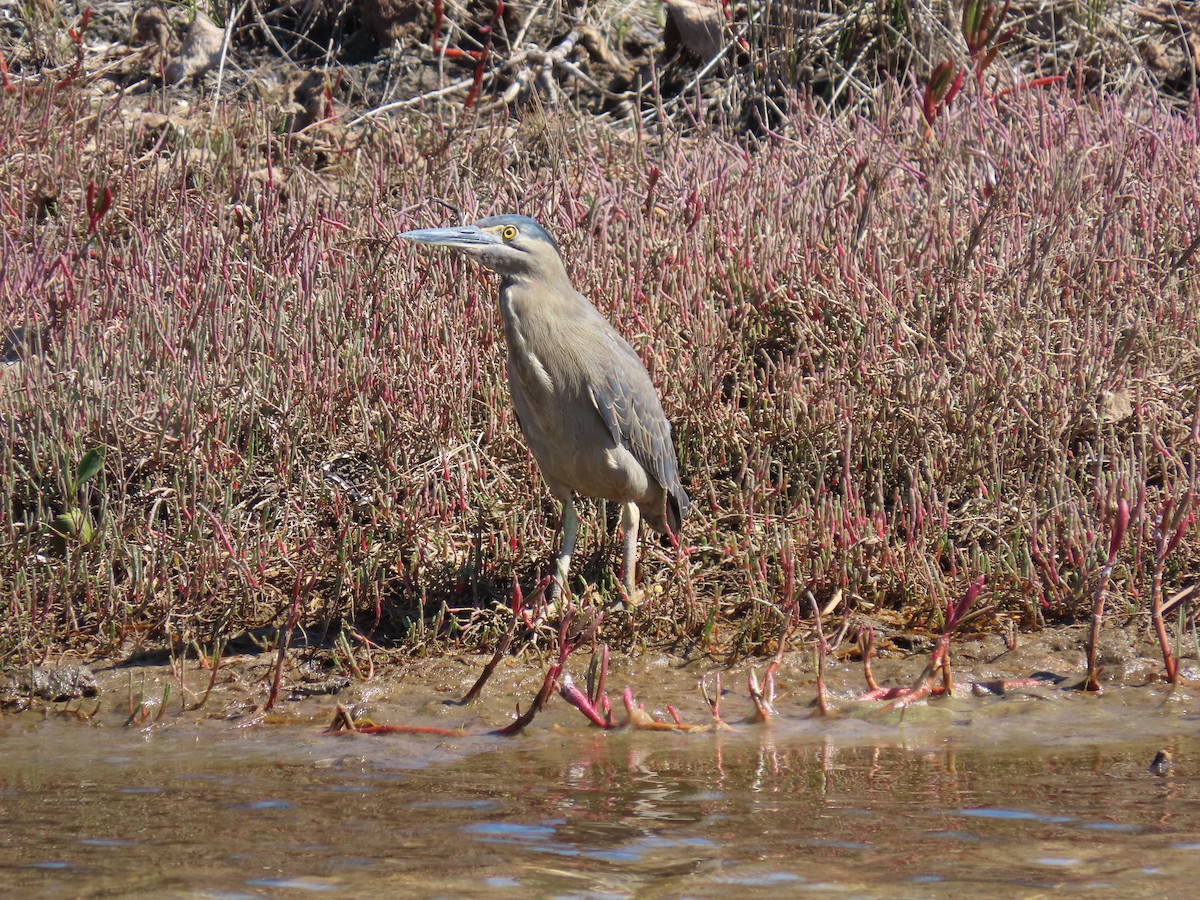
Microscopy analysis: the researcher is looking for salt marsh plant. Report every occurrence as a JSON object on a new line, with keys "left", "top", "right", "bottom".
{"left": 1, "top": 64, "right": 1197, "bottom": 671}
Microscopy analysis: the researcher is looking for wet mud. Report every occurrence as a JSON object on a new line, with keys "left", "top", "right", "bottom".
{"left": 3, "top": 636, "right": 1200, "bottom": 897}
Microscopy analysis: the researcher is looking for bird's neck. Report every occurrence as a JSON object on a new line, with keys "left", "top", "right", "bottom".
{"left": 499, "top": 264, "right": 573, "bottom": 297}
{"left": 500, "top": 268, "right": 577, "bottom": 316}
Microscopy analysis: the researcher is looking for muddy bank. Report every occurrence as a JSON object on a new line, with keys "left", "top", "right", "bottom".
{"left": 4, "top": 623, "right": 1190, "bottom": 733}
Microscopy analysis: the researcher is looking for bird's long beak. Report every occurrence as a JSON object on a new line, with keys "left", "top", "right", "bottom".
{"left": 398, "top": 225, "right": 501, "bottom": 249}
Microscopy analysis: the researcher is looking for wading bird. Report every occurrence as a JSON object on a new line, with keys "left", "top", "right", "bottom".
{"left": 400, "top": 214, "right": 689, "bottom": 600}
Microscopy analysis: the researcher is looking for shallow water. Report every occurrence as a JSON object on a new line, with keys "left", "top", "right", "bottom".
{"left": 2, "top": 688, "right": 1200, "bottom": 897}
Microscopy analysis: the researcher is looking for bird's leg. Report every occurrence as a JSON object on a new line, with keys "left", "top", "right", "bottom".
{"left": 619, "top": 501, "right": 640, "bottom": 599}
{"left": 550, "top": 498, "right": 580, "bottom": 601}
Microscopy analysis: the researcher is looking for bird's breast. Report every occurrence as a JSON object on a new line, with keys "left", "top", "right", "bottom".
{"left": 500, "top": 293, "right": 562, "bottom": 402}
{"left": 496, "top": 286, "right": 666, "bottom": 508}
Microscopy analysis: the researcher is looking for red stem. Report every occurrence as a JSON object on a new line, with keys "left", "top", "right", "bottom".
{"left": 994, "top": 75, "right": 1065, "bottom": 99}
{"left": 464, "top": 1, "right": 503, "bottom": 108}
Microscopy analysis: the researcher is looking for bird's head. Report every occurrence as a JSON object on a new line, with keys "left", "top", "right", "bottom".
{"left": 399, "top": 214, "right": 565, "bottom": 280}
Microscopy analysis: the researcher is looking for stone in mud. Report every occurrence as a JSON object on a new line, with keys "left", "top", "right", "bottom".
{"left": 282, "top": 69, "right": 330, "bottom": 132}
{"left": 1099, "top": 389, "right": 1133, "bottom": 425}
{"left": 663, "top": 0, "right": 726, "bottom": 62}
{"left": 289, "top": 676, "right": 352, "bottom": 698}
{"left": 360, "top": 0, "right": 424, "bottom": 47}
{"left": 2, "top": 325, "right": 47, "bottom": 362}
{"left": 166, "top": 13, "right": 223, "bottom": 85}
{"left": 129, "top": 3, "right": 179, "bottom": 64}
{"left": 2, "top": 663, "right": 98, "bottom": 705}
{"left": 1148, "top": 749, "right": 1173, "bottom": 776}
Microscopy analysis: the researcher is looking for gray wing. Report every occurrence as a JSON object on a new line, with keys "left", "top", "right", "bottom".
{"left": 586, "top": 331, "right": 689, "bottom": 528}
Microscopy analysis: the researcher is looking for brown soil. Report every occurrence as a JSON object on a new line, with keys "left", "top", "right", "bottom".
{"left": 4, "top": 622, "right": 1187, "bottom": 731}
{"left": 5, "top": 1, "right": 1199, "bottom": 133}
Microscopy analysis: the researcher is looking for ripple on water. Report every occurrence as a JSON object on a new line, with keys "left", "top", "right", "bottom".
{"left": 321, "top": 783, "right": 376, "bottom": 793}
{"left": 411, "top": 798, "right": 499, "bottom": 811}
{"left": 711, "top": 871, "right": 804, "bottom": 886}
{"left": 1032, "top": 857, "right": 1081, "bottom": 867}
{"left": 485, "top": 876, "right": 521, "bottom": 888}
{"left": 957, "top": 807, "right": 1073, "bottom": 823}
{"left": 465, "top": 821, "right": 560, "bottom": 843}
{"left": 244, "top": 877, "right": 340, "bottom": 892}
{"left": 1, "top": 697, "right": 1198, "bottom": 897}
{"left": 235, "top": 799, "right": 293, "bottom": 810}
{"left": 1083, "top": 821, "right": 1141, "bottom": 833}
{"left": 803, "top": 838, "right": 872, "bottom": 851}
{"left": 922, "top": 829, "right": 982, "bottom": 842}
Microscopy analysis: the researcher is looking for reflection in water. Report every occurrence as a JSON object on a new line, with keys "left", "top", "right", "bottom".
{"left": 0, "top": 697, "right": 1197, "bottom": 897}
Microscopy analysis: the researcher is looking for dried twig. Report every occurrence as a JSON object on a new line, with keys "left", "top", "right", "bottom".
{"left": 809, "top": 590, "right": 829, "bottom": 716}
{"left": 459, "top": 577, "right": 548, "bottom": 704}
{"left": 494, "top": 608, "right": 593, "bottom": 735}
{"left": 264, "top": 574, "right": 313, "bottom": 712}
{"left": 857, "top": 625, "right": 879, "bottom": 691}
{"left": 879, "top": 576, "right": 986, "bottom": 710}
{"left": 324, "top": 704, "right": 467, "bottom": 736}
{"left": 1086, "top": 500, "right": 1130, "bottom": 691}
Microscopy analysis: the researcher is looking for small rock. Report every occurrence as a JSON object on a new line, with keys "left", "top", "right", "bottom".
{"left": 129, "top": 3, "right": 178, "bottom": 64}
{"left": 359, "top": 0, "right": 423, "bottom": 47}
{"left": 166, "top": 13, "right": 223, "bottom": 85}
{"left": 2, "top": 325, "right": 47, "bottom": 363}
{"left": 2, "top": 664, "right": 98, "bottom": 705}
{"left": 289, "top": 676, "right": 352, "bottom": 699}
{"left": 1148, "top": 749, "right": 1173, "bottom": 776}
{"left": 1099, "top": 389, "right": 1133, "bottom": 425}
{"left": 283, "top": 69, "right": 329, "bottom": 132}
{"left": 664, "top": 0, "right": 727, "bottom": 62}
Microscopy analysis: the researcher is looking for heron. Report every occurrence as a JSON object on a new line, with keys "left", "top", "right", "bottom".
{"left": 399, "top": 214, "right": 689, "bottom": 601}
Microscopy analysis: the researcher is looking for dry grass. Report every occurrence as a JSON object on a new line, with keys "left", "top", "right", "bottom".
{"left": 1, "top": 56, "right": 1198, "bottom": 664}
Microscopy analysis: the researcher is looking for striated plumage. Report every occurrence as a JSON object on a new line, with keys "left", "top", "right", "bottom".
{"left": 400, "top": 214, "right": 688, "bottom": 598}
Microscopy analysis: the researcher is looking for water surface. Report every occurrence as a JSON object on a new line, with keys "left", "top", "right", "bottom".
{"left": 2, "top": 688, "right": 1199, "bottom": 896}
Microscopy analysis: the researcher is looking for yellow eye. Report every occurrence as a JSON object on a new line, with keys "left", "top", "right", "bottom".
{"left": 501, "top": 225, "right": 518, "bottom": 241}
